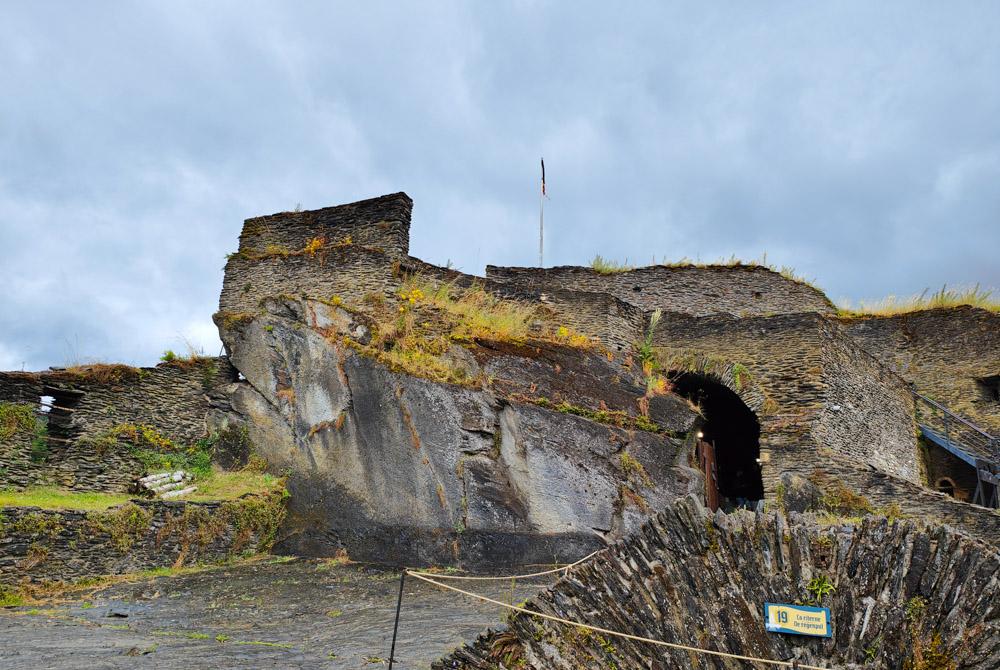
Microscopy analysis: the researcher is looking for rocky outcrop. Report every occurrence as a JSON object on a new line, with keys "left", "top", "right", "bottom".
{"left": 213, "top": 297, "right": 702, "bottom": 568}
{"left": 438, "top": 497, "right": 1000, "bottom": 669}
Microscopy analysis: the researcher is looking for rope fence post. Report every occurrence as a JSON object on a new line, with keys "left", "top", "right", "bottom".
{"left": 387, "top": 570, "right": 406, "bottom": 670}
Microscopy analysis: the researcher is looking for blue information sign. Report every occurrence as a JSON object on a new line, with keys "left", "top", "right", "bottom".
{"left": 764, "top": 602, "right": 832, "bottom": 638}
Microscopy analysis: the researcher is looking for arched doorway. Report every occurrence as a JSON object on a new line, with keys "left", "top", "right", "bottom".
{"left": 936, "top": 477, "right": 956, "bottom": 498}
{"left": 671, "top": 372, "right": 764, "bottom": 511}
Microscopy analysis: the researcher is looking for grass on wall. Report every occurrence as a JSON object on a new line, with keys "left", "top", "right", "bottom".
{"left": 585, "top": 252, "right": 825, "bottom": 293}
{"left": 0, "top": 488, "right": 133, "bottom": 511}
{"left": 0, "top": 471, "right": 284, "bottom": 511}
{"left": 837, "top": 284, "right": 999, "bottom": 316}
{"left": 0, "top": 402, "right": 37, "bottom": 441}
{"left": 591, "top": 255, "right": 635, "bottom": 274}
{"left": 335, "top": 274, "right": 594, "bottom": 386}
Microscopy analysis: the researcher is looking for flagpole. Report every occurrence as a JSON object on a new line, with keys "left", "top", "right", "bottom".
{"left": 539, "top": 157, "right": 545, "bottom": 267}
{"left": 539, "top": 188, "right": 544, "bottom": 267}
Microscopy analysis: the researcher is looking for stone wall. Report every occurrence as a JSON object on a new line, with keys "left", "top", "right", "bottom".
{"left": 218, "top": 247, "right": 401, "bottom": 315}
{"left": 218, "top": 193, "right": 411, "bottom": 316}
{"left": 840, "top": 307, "right": 1000, "bottom": 433}
{"left": 0, "top": 494, "right": 285, "bottom": 584}
{"left": 439, "top": 497, "right": 1000, "bottom": 669}
{"left": 0, "top": 415, "right": 147, "bottom": 491}
{"left": 652, "top": 312, "right": 921, "bottom": 492}
{"left": 236, "top": 192, "right": 411, "bottom": 259}
{"left": 486, "top": 264, "right": 837, "bottom": 317}
{"left": 778, "top": 454, "right": 1000, "bottom": 546}
{"left": 1, "top": 359, "right": 236, "bottom": 491}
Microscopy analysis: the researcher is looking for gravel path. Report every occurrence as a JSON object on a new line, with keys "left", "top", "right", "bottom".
{"left": 0, "top": 558, "right": 552, "bottom": 669}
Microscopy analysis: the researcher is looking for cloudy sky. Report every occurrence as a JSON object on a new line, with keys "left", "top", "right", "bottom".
{"left": 2, "top": 3, "right": 998, "bottom": 370}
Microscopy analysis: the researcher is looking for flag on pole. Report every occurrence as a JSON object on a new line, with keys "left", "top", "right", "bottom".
{"left": 541, "top": 158, "right": 546, "bottom": 197}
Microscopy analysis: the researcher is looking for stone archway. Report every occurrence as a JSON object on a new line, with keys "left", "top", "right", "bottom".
{"left": 670, "top": 370, "right": 764, "bottom": 510}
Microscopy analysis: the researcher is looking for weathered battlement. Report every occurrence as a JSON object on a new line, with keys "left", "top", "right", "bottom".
{"left": 236, "top": 192, "right": 412, "bottom": 257}
{"left": 219, "top": 193, "right": 413, "bottom": 315}
{"left": 486, "top": 263, "right": 837, "bottom": 317}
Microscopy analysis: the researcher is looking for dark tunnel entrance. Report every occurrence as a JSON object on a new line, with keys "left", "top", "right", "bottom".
{"left": 672, "top": 372, "right": 764, "bottom": 511}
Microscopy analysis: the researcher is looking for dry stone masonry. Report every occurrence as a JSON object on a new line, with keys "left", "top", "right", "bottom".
{"left": 438, "top": 497, "right": 1000, "bottom": 669}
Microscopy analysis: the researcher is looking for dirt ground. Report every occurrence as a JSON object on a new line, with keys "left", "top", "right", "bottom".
{"left": 0, "top": 557, "right": 552, "bottom": 669}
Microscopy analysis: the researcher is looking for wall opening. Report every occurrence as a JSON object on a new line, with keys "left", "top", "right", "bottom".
{"left": 920, "top": 439, "right": 977, "bottom": 502}
{"left": 671, "top": 372, "right": 763, "bottom": 510}
{"left": 936, "top": 477, "right": 956, "bottom": 497}
{"left": 976, "top": 375, "right": 1000, "bottom": 403}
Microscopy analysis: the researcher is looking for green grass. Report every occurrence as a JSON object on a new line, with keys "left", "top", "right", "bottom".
{"left": 838, "top": 284, "right": 999, "bottom": 316}
{"left": 187, "top": 469, "right": 285, "bottom": 502}
{"left": 0, "top": 470, "right": 284, "bottom": 510}
{"left": 591, "top": 255, "right": 635, "bottom": 274}
{"left": 0, "top": 487, "right": 133, "bottom": 511}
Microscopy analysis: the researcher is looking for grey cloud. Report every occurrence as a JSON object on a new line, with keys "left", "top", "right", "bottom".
{"left": 1, "top": 1, "right": 998, "bottom": 370}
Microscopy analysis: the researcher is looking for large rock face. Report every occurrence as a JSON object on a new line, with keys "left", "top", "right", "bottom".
{"left": 214, "top": 298, "right": 702, "bottom": 567}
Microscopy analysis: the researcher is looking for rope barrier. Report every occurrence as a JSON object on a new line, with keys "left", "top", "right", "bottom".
{"left": 407, "top": 570, "right": 829, "bottom": 670}
{"left": 406, "top": 549, "right": 602, "bottom": 582}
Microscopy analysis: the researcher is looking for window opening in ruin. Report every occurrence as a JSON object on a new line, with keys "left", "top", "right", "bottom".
{"left": 41, "top": 385, "right": 83, "bottom": 443}
{"left": 976, "top": 375, "right": 1000, "bottom": 403}
{"left": 936, "top": 477, "right": 956, "bottom": 498}
{"left": 671, "top": 372, "right": 764, "bottom": 510}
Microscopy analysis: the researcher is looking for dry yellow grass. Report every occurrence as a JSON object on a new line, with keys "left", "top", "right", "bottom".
{"left": 838, "top": 284, "right": 999, "bottom": 316}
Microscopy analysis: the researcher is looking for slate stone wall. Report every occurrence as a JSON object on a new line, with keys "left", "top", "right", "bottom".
{"left": 486, "top": 264, "right": 837, "bottom": 317}
{"left": 840, "top": 307, "right": 1000, "bottom": 434}
{"left": 439, "top": 497, "right": 1000, "bottom": 670}
{"left": 218, "top": 247, "right": 401, "bottom": 315}
{"left": 0, "top": 359, "right": 236, "bottom": 491}
{"left": 0, "top": 419, "right": 145, "bottom": 492}
{"left": 652, "top": 312, "right": 920, "bottom": 492}
{"left": 781, "top": 454, "right": 1000, "bottom": 545}
{"left": 0, "top": 495, "right": 285, "bottom": 584}
{"left": 236, "top": 192, "right": 411, "bottom": 258}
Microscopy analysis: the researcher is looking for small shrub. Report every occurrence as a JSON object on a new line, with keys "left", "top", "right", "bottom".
{"left": 619, "top": 452, "right": 652, "bottom": 487}
{"left": 160, "top": 350, "right": 178, "bottom": 363}
{"left": 87, "top": 503, "right": 153, "bottom": 552}
{"left": 0, "top": 402, "right": 38, "bottom": 441}
{"left": 805, "top": 575, "right": 836, "bottom": 605}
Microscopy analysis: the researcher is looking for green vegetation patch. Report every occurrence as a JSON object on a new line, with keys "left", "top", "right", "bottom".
{"left": 0, "top": 488, "right": 132, "bottom": 511}
{"left": 87, "top": 503, "right": 154, "bottom": 552}
{"left": 514, "top": 395, "right": 665, "bottom": 434}
{"left": 0, "top": 510, "right": 64, "bottom": 543}
{"left": 590, "top": 255, "right": 635, "bottom": 274}
{"left": 0, "top": 402, "right": 37, "bottom": 441}
{"left": 85, "top": 423, "right": 214, "bottom": 478}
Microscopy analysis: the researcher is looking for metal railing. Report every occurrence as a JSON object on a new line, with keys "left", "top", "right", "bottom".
{"left": 911, "top": 390, "right": 999, "bottom": 463}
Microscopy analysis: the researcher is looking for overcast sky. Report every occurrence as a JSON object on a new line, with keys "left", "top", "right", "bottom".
{"left": 2, "top": 3, "right": 998, "bottom": 370}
